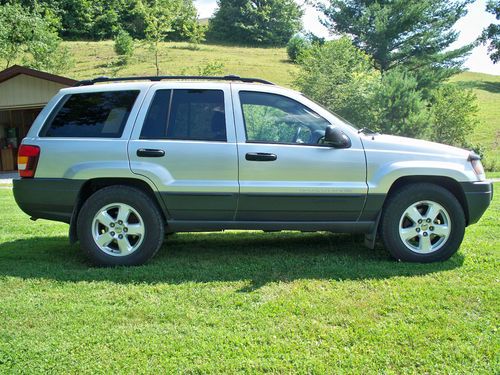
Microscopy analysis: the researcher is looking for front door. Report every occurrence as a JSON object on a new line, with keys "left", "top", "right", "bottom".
{"left": 129, "top": 83, "right": 238, "bottom": 221}
{"left": 232, "top": 87, "right": 367, "bottom": 221}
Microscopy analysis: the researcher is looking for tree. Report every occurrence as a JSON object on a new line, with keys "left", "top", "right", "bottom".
{"left": 317, "top": 0, "right": 474, "bottom": 90}
{"left": 287, "top": 35, "right": 311, "bottom": 62}
{"left": 1, "top": 0, "right": 201, "bottom": 42}
{"left": 479, "top": 0, "right": 500, "bottom": 63}
{"left": 294, "top": 38, "right": 379, "bottom": 127}
{"left": 429, "top": 84, "right": 478, "bottom": 147}
{"left": 0, "top": 3, "right": 71, "bottom": 73}
{"left": 114, "top": 29, "right": 134, "bottom": 64}
{"left": 138, "top": 0, "right": 183, "bottom": 75}
{"left": 370, "top": 69, "right": 430, "bottom": 138}
{"left": 181, "top": 18, "right": 207, "bottom": 49}
{"left": 208, "top": 0, "right": 303, "bottom": 46}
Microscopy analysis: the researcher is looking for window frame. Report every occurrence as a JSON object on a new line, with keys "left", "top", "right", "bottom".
{"left": 238, "top": 91, "right": 333, "bottom": 147}
{"left": 139, "top": 88, "right": 228, "bottom": 142}
{"left": 39, "top": 90, "right": 140, "bottom": 139}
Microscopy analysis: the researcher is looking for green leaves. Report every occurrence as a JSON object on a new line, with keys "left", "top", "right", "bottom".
{"left": 207, "top": 0, "right": 303, "bottom": 46}
{"left": 479, "top": 0, "right": 500, "bottom": 63}
{"left": 0, "top": 3, "right": 72, "bottom": 73}
{"left": 370, "top": 69, "right": 430, "bottom": 138}
{"left": 318, "top": 0, "right": 474, "bottom": 87}
{"left": 294, "top": 38, "right": 379, "bottom": 128}
{"left": 294, "top": 39, "right": 479, "bottom": 146}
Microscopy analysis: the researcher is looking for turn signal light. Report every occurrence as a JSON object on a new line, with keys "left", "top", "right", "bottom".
{"left": 18, "top": 145, "right": 40, "bottom": 178}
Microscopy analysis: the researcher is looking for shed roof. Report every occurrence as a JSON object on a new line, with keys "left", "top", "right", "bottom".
{"left": 0, "top": 65, "right": 76, "bottom": 86}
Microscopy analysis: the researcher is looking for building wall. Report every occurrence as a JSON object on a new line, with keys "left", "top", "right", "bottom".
{"left": 0, "top": 74, "right": 67, "bottom": 110}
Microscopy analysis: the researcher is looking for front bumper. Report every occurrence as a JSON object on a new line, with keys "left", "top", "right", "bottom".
{"left": 460, "top": 180, "right": 493, "bottom": 225}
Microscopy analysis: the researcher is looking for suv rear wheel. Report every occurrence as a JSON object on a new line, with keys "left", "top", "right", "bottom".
{"left": 77, "top": 186, "right": 165, "bottom": 266}
{"left": 380, "top": 183, "right": 465, "bottom": 262}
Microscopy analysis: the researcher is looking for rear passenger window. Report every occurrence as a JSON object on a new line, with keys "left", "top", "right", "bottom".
{"left": 41, "top": 91, "right": 139, "bottom": 138}
{"left": 140, "top": 90, "right": 171, "bottom": 139}
{"left": 140, "top": 89, "right": 226, "bottom": 141}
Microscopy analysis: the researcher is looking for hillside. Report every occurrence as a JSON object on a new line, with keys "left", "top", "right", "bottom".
{"left": 65, "top": 41, "right": 499, "bottom": 168}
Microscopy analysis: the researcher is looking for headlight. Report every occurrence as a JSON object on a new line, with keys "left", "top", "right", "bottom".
{"left": 468, "top": 152, "right": 485, "bottom": 180}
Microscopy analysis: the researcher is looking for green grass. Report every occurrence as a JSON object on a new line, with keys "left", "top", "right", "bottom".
{"left": 451, "top": 72, "right": 500, "bottom": 170}
{"left": 65, "top": 41, "right": 297, "bottom": 87}
{"left": 0, "top": 185, "right": 498, "bottom": 373}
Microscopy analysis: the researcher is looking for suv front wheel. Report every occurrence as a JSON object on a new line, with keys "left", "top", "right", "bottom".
{"left": 380, "top": 183, "right": 465, "bottom": 262}
{"left": 77, "top": 185, "right": 165, "bottom": 266}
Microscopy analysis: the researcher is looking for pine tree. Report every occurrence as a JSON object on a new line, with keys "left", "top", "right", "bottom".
{"left": 479, "top": 0, "right": 500, "bottom": 63}
{"left": 317, "top": 0, "right": 474, "bottom": 89}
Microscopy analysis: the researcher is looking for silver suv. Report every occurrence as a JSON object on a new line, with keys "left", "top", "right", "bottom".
{"left": 13, "top": 75, "right": 493, "bottom": 266}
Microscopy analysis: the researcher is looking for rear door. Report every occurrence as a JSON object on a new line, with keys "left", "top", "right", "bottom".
{"left": 231, "top": 85, "right": 367, "bottom": 222}
{"left": 128, "top": 83, "right": 238, "bottom": 221}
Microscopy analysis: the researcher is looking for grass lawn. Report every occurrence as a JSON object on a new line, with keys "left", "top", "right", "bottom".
{"left": 451, "top": 72, "right": 500, "bottom": 170}
{"left": 0, "top": 185, "right": 498, "bottom": 373}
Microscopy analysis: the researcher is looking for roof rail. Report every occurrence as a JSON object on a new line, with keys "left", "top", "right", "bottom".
{"left": 74, "top": 74, "right": 274, "bottom": 86}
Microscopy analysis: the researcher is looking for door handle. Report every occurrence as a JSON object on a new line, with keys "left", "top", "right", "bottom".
{"left": 245, "top": 152, "right": 277, "bottom": 161}
{"left": 136, "top": 148, "right": 165, "bottom": 157}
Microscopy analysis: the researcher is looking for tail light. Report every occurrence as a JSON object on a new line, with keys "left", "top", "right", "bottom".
{"left": 18, "top": 145, "right": 40, "bottom": 178}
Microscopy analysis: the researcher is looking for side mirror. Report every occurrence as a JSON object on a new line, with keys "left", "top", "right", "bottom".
{"left": 324, "top": 126, "right": 351, "bottom": 148}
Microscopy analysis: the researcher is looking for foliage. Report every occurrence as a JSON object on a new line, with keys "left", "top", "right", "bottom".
{"left": 370, "top": 69, "right": 430, "bottom": 138}
{"left": 182, "top": 21, "right": 206, "bottom": 50}
{"left": 114, "top": 29, "right": 134, "bottom": 64}
{"left": 139, "top": 0, "right": 183, "bottom": 75}
{"left": 429, "top": 84, "right": 479, "bottom": 148}
{"left": 287, "top": 35, "right": 311, "bottom": 62}
{"left": 196, "top": 60, "right": 224, "bottom": 76}
{"left": 479, "top": 0, "right": 500, "bottom": 63}
{"left": 294, "top": 40, "right": 480, "bottom": 146}
{"left": 207, "top": 0, "right": 303, "bottom": 46}
{"left": 171, "top": 0, "right": 202, "bottom": 42}
{"left": 0, "top": 3, "right": 72, "bottom": 73}
{"left": 317, "top": 0, "right": 474, "bottom": 91}
{"left": 294, "top": 38, "right": 379, "bottom": 128}
{"left": 0, "top": 0, "right": 200, "bottom": 42}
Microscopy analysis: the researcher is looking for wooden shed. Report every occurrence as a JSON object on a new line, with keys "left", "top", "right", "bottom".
{"left": 0, "top": 65, "right": 76, "bottom": 171}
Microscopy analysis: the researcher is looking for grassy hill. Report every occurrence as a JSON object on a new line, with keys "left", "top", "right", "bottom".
{"left": 65, "top": 41, "right": 499, "bottom": 169}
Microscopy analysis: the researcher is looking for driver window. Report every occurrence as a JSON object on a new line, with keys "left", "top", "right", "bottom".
{"left": 239, "top": 91, "right": 331, "bottom": 145}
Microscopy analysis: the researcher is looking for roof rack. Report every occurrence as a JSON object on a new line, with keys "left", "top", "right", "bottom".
{"left": 74, "top": 74, "right": 274, "bottom": 86}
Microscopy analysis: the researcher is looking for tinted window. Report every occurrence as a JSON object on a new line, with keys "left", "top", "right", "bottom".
{"left": 42, "top": 91, "right": 139, "bottom": 138}
{"left": 240, "top": 91, "right": 330, "bottom": 145}
{"left": 168, "top": 89, "right": 226, "bottom": 141}
{"left": 140, "top": 90, "right": 171, "bottom": 139}
{"left": 140, "top": 89, "right": 226, "bottom": 141}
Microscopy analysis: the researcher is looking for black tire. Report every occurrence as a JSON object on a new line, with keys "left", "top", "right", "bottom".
{"left": 77, "top": 185, "right": 165, "bottom": 266}
{"left": 380, "top": 183, "right": 465, "bottom": 262}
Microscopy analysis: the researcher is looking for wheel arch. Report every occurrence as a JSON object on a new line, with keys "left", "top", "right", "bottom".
{"left": 384, "top": 176, "right": 469, "bottom": 224}
{"left": 69, "top": 177, "right": 167, "bottom": 243}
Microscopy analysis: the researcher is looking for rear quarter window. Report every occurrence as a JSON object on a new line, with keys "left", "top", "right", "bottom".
{"left": 41, "top": 90, "right": 139, "bottom": 138}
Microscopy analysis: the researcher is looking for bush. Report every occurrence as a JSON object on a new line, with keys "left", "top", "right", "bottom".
{"left": 114, "top": 29, "right": 134, "bottom": 63}
{"left": 294, "top": 38, "right": 379, "bottom": 127}
{"left": 287, "top": 35, "right": 310, "bottom": 62}
{"left": 429, "top": 84, "right": 479, "bottom": 148}
{"left": 294, "top": 37, "right": 483, "bottom": 153}
{"left": 370, "top": 69, "right": 430, "bottom": 138}
{"left": 197, "top": 60, "right": 225, "bottom": 76}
